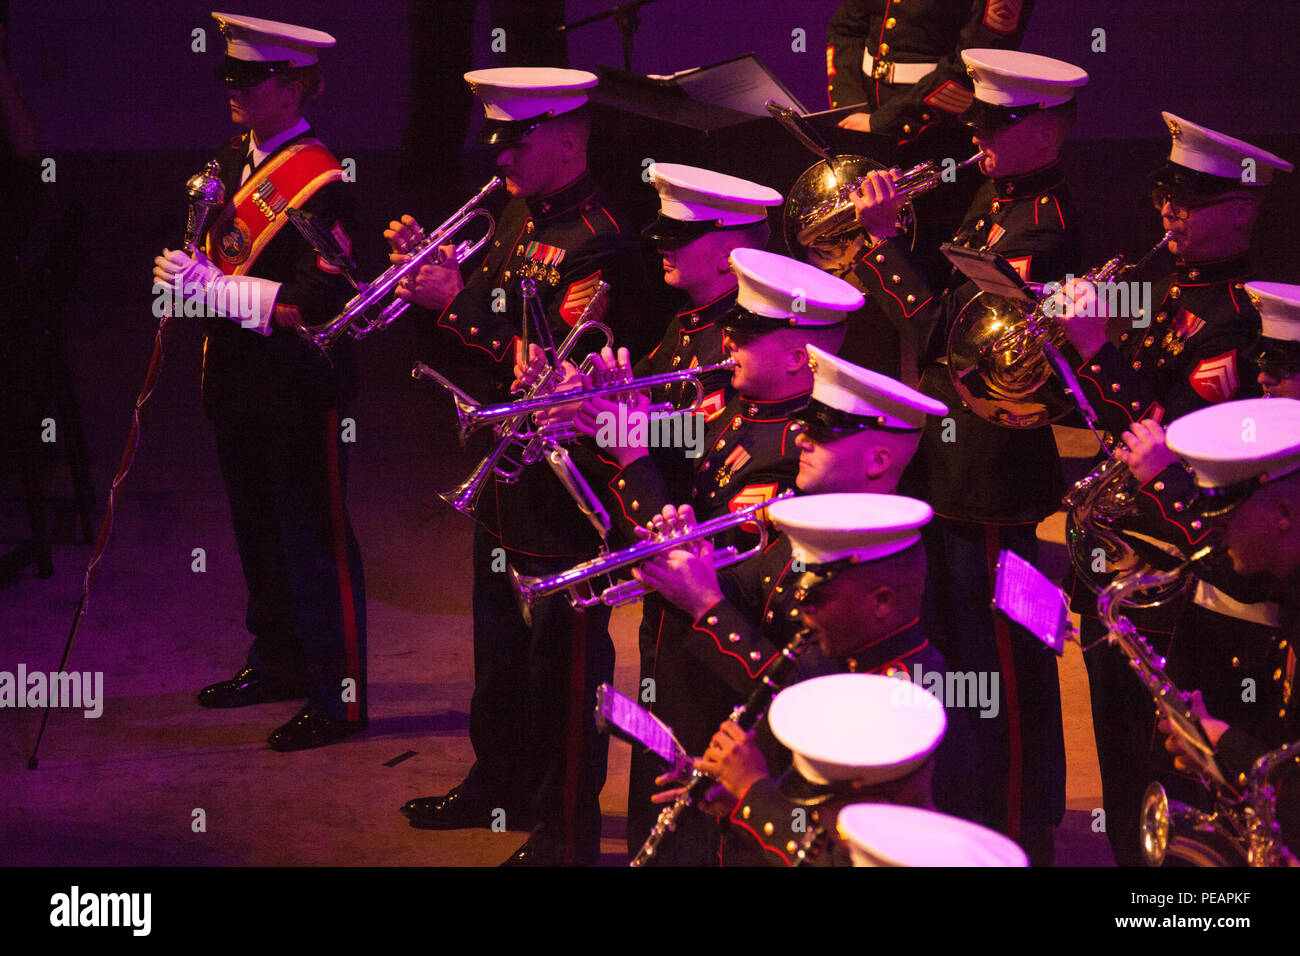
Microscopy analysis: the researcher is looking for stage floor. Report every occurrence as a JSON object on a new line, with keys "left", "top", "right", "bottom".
{"left": 2, "top": 314, "right": 1113, "bottom": 867}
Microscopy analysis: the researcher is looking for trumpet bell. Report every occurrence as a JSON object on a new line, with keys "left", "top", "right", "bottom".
{"left": 946, "top": 292, "right": 1074, "bottom": 428}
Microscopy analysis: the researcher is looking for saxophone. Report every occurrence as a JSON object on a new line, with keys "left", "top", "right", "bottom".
{"left": 1099, "top": 552, "right": 1296, "bottom": 866}
{"left": 1245, "top": 740, "right": 1300, "bottom": 867}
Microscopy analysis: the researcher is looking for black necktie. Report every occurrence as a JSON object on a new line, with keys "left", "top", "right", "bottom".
{"left": 241, "top": 149, "right": 257, "bottom": 185}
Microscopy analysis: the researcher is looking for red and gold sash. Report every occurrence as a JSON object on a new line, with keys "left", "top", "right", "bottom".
{"left": 205, "top": 139, "right": 343, "bottom": 276}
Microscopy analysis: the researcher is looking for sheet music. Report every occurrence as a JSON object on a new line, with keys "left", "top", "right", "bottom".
{"left": 992, "top": 550, "right": 1069, "bottom": 654}
{"left": 674, "top": 54, "right": 805, "bottom": 117}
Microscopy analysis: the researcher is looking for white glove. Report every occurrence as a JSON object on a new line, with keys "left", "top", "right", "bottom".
{"left": 151, "top": 248, "right": 280, "bottom": 335}
{"left": 152, "top": 247, "right": 221, "bottom": 290}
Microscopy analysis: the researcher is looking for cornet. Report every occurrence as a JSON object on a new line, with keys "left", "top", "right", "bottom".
{"left": 509, "top": 490, "right": 795, "bottom": 623}
{"left": 413, "top": 322, "right": 614, "bottom": 514}
{"left": 412, "top": 283, "right": 614, "bottom": 517}
{"left": 294, "top": 177, "right": 502, "bottom": 352}
{"left": 442, "top": 358, "right": 736, "bottom": 443}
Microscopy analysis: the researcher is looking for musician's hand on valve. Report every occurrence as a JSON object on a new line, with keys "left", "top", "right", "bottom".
{"left": 512, "top": 342, "right": 548, "bottom": 392}
{"left": 697, "top": 720, "right": 768, "bottom": 801}
{"left": 1116, "top": 419, "right": 1179, "bottom": 484}
{"left": 1159, "top": 690, "right": 1229, "bottom": 772}
{"left": 394, "top": 252, "right": 463, "bottom": 312}
{"left": 1054, "top": 277, "right": 1109, "bottom": 359}
{"left": 511, "top": 342, "right": 585, "bottom": 425}
{"left": 849, "top": 169, "right": 905, "bottom": 243}
{"left": 572, "top": 347, "right": 647, "bottom": 465}
{"left": 383, "top": 214, "right": 424, "bottom": 258}
{"left": 631, "top": 505, "right": 724, "bottom": 618}
{"left": 836, "top": 111, "right": 872, "bottom": 132}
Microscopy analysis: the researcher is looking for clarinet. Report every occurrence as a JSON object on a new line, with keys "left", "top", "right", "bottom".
{"left": 629, "top": 627, "right": 814, "bottom": 867}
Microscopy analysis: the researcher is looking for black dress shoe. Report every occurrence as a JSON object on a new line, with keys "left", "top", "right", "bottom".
{"left": 499, "top": 827, "right": 598, "bottom": 867}
{"left": 267, "top": 708, "right": 367, "bottom": 752}
{"left": 401, "top": 786, "right": 504, "bottom": 830}
{"left": 196, "top": 666, "right": 305, "bottom": 709}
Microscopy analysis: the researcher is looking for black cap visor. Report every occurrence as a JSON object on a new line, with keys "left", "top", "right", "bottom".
{"left": 789, "top": 397, "right": 920, "bottom": 439}
{"left": 477, "top": 114, "right": 554, "bottom": 149}
{"left": 215, "top": 55, "right": 296, "bottom": 90}
{"left": 641, "top": 213, "right": 721, "bottom": 248}
{"left": 721, "top": 304, "right": 844, "bottom": 335}
{"left": 961, "top": 99, "right": 1039, "bottom": 132}
{"left": 1148, "top": 160, "right": 1254, "bottom": 197}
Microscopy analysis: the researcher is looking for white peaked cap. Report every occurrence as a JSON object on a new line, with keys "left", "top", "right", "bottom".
{"left": 729, "top": 247, "right": 863, "bottom": 327}
{"left": 962, "top": 49, "right": 1087, "bottom": 108}
{"left": 649, "top": 163, "right": 782, "bottom": 226}
{"left": 1161, "top": 112, "right": 1293, "bottom": 186}
{"left": 838, "top": 803, "right": 1030, "bottom": 867}
{"left": 806, "top": 344, "right": 947, "bottom": 430}
{"left": 465, "top": 67, "right": 598, "bottom": 122}
{"left": 768, "top": 674, "right": 946, "bottom": 786}
{"left": 1246, "top": 282, "right": 1300, "bottom": 343}
{"left": 1165, "top": 398, "right": 1300, "bottom": 490}
{"left": 768, "top": 493, "right": 932, "bottom": 566}
{"left": 212, "top": 12, "right": 335, "bottom": 65}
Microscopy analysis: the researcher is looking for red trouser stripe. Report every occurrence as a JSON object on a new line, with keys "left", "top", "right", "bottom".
{"left": 563, "top": 610, "right": 587, "bottom": 865}
{"left": 985, "top": 524, "right": 1022, "bottom": 837}
{"left": 325, "top": 409, "right": 361, "bottom": 722}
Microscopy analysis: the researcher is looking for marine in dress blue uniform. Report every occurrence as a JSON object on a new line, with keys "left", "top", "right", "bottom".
{"left": 847, "top": 49, "right": 1089, "bottom": 861}
{"left": 153, "top": 12, "right": 367, "bottom": 752}
{"left": 827, "top": 0, "right": 1034, "bottom": 143}
{"left": 1162, "top": 399, "right": 1300, "bottom": 860}
{"left": 391, "top": 69, "right": 649, "bottom": 866}
{"left": 576, "top": 163, "right": 782, "bottom": 546}
{"left": 612, "top": 249, "right": 861, "bottom": 863}
{"left": 1057, "top": 120, "right": 1292, "bottom": 864}
{"left": 672, "top": 496, "right": 959, "bottom": 866}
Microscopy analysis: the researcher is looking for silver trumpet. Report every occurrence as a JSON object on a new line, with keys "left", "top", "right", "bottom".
{"left": 510, "top": 490, "right": 795, "bottom": 623}
{"left": 441, "top": 358, "right": 736, "bottom": 443}
{"left": 411, "top": 285, "right": 613, "bottom": 516}
{"left": 297, "top": 177, "right": 502, "bottom": 352}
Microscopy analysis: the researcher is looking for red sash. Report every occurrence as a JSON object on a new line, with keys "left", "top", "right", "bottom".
{"left": 205, "top": 139, "right": 343, "bottom": 276}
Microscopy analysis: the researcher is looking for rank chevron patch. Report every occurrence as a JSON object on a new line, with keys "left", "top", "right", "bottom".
{"left": 1189, "top": 350, "right": 1240, "bottom": 403}
{"left": 983, "top": 0, "right": 1024, "bottom": 34}
{"left": 559, "top": 271, "right": 604, "bottom": 326}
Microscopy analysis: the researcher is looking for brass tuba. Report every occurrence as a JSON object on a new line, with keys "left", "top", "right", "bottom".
{"left": 946, "top": 232, "right": 1173, "bottom": 428}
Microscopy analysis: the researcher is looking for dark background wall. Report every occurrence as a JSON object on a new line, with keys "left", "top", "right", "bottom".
{"left": 2, "top": 0, "right": 1297, "bottom": 469}
{"left": 11, "top": 0, "right": 1300, "bottom": 150}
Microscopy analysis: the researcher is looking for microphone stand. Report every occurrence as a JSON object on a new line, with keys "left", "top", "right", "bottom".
{"left": 556, "top": 0, "right": 662, "bottom": 71}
